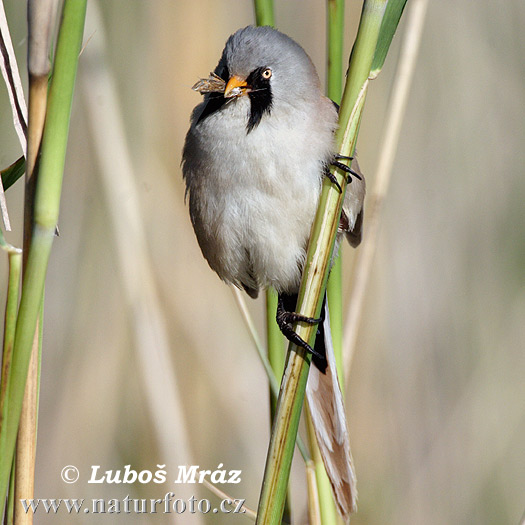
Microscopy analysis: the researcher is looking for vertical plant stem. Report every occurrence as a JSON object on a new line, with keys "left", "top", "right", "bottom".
{"left": 0, "top": 243, "right": 21, "bottom": 522}
{"left": 305, "top": 458, "right": 321, "bottom": 525}
{"left": 5, "top": 457, "right": 15, "bottom": 524}
{"left": 12, "top": 2, "right": 58, "bottom": 517}
{"left": 252, "top": 5, "right": 295, "bottom": 520}
{"left": 0, "top": 0, "right": 86, "bottom": 514}
{"left": 265, "top": 289, "right": 284, "bottom": 419}
{"left": 256, "top": 344, "right": 312, "bottom": 525}
{"left": 254, "top": 2, "right": 295, "bottom": 520}
{"left": 13, "top": 304, "right": 42, "bottom": 525}
{"left": 256, "top": 2, "right": 386, "bottom": 523}
{"left": 305, "top": 403, "right": 337, "bottom": 525}
{"left": 254, "top": 0, "right": 274, "bottom": 27}
{"left": 327, "top": 0, "right": 345, "bottom": 104}
{"left": 305, "top": 3, "right": 347, "bottom": 523}
{"left": 326, "top": 0, "right": 345, "bottom": 383}
{"left": 326, "top": 257, "right": 344, "bottom": 380}
{"left": 253, "top": 0, "right": 284, "bottom": 423}
{"left": 25, "top": 0, "right": 58, "bottom": 240}
{"left": 0, "top": 246, "right": 21, "bottom": 414}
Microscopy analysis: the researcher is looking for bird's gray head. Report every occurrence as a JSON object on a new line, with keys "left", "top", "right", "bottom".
{"left": 197, "top": 26, "right": 323, "bottom": 133}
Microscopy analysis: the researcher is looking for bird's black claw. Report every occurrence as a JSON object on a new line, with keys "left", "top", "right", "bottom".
{"left": 278, "top": 322, "right": 325, "bottom": 361}
{"left": 331, "top": 160, "right": 362, "bottom": 183}
{"left": 277, "top": 295, "right": 322, "bottom": 325}
{"left": 325, "top": 155, "right": 361, "bottom": 190}
{"left": 276, "top": 295, "right": 324, "bottom": 360}
{"left": 324, "top": 169, "right": 342, "bottom": 193}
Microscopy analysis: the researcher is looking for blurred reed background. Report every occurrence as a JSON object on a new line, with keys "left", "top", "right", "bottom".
{"left": 1, "top": 1, "right": 525, "bottom": 523}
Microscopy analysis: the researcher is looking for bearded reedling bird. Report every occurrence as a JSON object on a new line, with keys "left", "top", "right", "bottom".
{"left": 182, "top": 26, "right": 365, "bottom": 520}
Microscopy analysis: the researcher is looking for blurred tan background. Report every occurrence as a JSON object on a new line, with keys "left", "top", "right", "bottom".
{"left": 1, "top": 1, "right": 524, "bottom": 523}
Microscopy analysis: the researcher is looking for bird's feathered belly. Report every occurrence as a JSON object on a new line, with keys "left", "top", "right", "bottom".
{"left": 184, "top": 101, "right": 332, "bottom": 295}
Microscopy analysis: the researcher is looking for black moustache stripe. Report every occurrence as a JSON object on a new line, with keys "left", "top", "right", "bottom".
{"left": 246, "top": 67, "right": 272, "bottom": 133}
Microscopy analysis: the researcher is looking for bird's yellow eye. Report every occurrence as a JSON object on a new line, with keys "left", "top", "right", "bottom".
{"left": 262, "top": 68, "right": 272, "bottom": 79}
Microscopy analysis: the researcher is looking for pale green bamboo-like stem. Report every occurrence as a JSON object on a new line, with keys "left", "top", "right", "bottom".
{"left": 254, "top": 0, "right": 274, "bottom": 27}
{"left": 0, "top": 0, "right": 86, "bottom": 514}
{"left": 1, "top": 247, "right": 21, "bottom": 525}
{"left": 265, "top": 290, "right": 284, "bottom": 419}
{"left": 327, "top": 0, "right": 345, "bottom": 103}
{"left": 14, "top": 3, "right": 58, "bottom": 516}
{"left": 0, "top": 245, "right": 21, "bottom": 409}
{"left": 309, "top": 2, "right": 347, "bottom": 523}
{"left": 326, "top": 0, "right": 345, "bottom": 381}
{"left": 253, "top": 4, "right": 294, "bottom": 522}
{"left": 305, "top": 401, "right": 337, "bottom": 525}
{"left": 305, "top": 458, "right": 321, "bottom": 525}
{"left": 0, "top": 247, "right": 22, "bottom": 514}
{"left": 253, "top": 0, "right": 285, "bottom": 425}
{"left": 255, "top": 2, "right": 387, "bottom": 523}
{"left": 5, "top": 456, "right": 15, "bottom": 524}
{"left": 0, "top": 243, "right": 21, "bottom": 380}
{"left": 250, "top": 14, "right": 292, "bottom": 521}
{"left": 14, "top": 302, "right": 43, "bottom": 525}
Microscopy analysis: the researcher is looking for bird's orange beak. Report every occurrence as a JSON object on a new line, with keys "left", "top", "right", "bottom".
{"left": 224, "top": 75, "right": 248, "bottom": 98}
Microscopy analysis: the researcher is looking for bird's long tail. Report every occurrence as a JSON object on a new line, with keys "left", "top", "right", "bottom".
{"left": 306, "top": 298, "right": 357, "bottom": 521}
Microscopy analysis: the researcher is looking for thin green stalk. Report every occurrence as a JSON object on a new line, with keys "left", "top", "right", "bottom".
{"left": 14, "top": 302, "right": 43, "bottom": 524}
{"left": 0, "top": 243, "right": 22, "bottom": 472}
{"left": 256, "top": 343, "right": 312, "bottom": 525}
{"left": 0, "top": 243, "right": 21, "bottom": 407}
{"left": 253, "top": 0, "right": 284, "bottom": 423}
{"left": 265, "top": 289, "right": 284, "bottom": 419}
{"left": 254, "top": 0, "right": 274, "bottom": 27}
{"left": 253, "top": 4, "right": 293, "bottom": 521}
{"left": 310, "top": 3, "right": 347, "bottom": 523}
{"left": 0, "top": 231, "right": 50, "bottom": 509}
{"left": 255, "top": 2, "right": 387, "bottom": 524}
{"left": 305, "top": 402, "right": 339, "bottom": 525}
{"left": 326, "top": 0, "right": 345, "bottom": 382}
{"left": 305, "top": 459, "right": 321, "bottom": 525}
{"left": 327, "top": 0, "right": 345, "bottom": 104}
{"left": 0, "top": 0, "right": 86, "bottom": 514}
{"left": 5, "top": 456, "right": 15, "bottom": 525}
{"left": 326, "top": 256, "right": 344, "bottom": 381}
{"left": 0, "top": 243, "right": 21, "bottom": 525}
{"left": 13, "top": 2, "right": 58, "bottom": 515}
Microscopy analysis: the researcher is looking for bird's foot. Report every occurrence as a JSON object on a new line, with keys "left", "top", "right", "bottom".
{"left": 331, "top": 154, "right": 362, "bottom": 185}
{"left": 276, "top": 294, "right": 324, "bottom": 360}
{"left": 324, "top": 168, "right": 343, "bottom": 193}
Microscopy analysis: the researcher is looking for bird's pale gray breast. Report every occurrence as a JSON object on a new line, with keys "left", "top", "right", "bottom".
{"left": 182, "top": 94, "right": 337, "bottom": 295}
